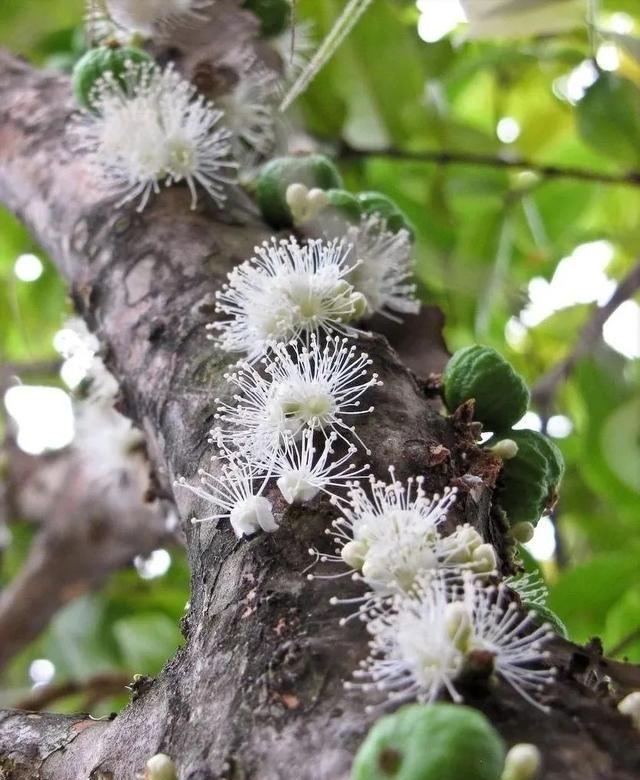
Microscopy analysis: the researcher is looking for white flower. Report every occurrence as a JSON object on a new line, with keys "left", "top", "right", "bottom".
{"left": 461, "top": 575, "right": 555, "bottom": 708}
{"left": 177, "top": 457, "right": 277, "bottom": 538}
{"left": 347, "top": 571, "right": 466, "bottom": 707}
{"left": 350, "top": 570, "right": 555, "bottom": 710}
{"left": 210, "top": 237, "right": 367, "bottom": 358}
{"left": 322, "top": 470, "right": 459, "bottom": 594}
{"left": 266, "top": 430, "right": 369, "bottom": 505}
{"left": 342, "top": 216, "right": 419, "bottom": 320}
{"left": 219, "top": 55, "right": 279, "bottom": 167}
{"left": 212, "top": 334, "right": 380, "bottom": 456}
{"left": 80, "top": 62, "right": 236, "bottom": 211}
{"left": 104, "top": 0, "right": 212, "bottom": 35}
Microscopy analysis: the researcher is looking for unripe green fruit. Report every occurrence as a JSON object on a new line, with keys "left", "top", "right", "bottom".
{"left": 324, "top": 189, "right": 363, "bottom": 223}
{"left": 357, "top": 191, "right": 414, "bottom": 237}
{"left": 492, "top": 429, "right": 564, "bottom": 526}
{"left": 72, "top": 45, "right": 153, "bottom": 111}
{"left": 256, "top": 155, "right": 343, "bottom": 229}
{"left": 243, "top": 0, "right": 291, "bottom": 37}
{"left": 352, "top": 703, "right": 506, "bottom": 780}
{"left": 443, "top": 346, "right": 530, "bottom": 431}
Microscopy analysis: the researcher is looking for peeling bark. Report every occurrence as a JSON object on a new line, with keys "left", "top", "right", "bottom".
{"left": 1, "top": 35, "right": 640, "bottom": 780}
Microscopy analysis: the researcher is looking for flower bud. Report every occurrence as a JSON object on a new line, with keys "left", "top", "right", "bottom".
{"left": 511, "top": 521, "right": 535, "bottom": 543}
{"left": 277, "top": 473, "right": 319, "bottom": 505}
{"left": 341, "top": 539, "right": 368, "bottom": 570}
{"left": 618, "top": 692, "right": 640, "bottom": 730}
{"left": 501, "top": 743, "right": 541, "bottom": 780}
{"left": 489, "top": 438, "right": 519, "bottom": 460}
{"left": 306, "top": 187, "right": 330, "bottom": 217}
{"left": 444, "top": 602, "right": 473, "bottom": 651}
{"left": 350, "top": 292, "right": 369, "bottom": 321}
{"left": 471, "top": 543, "right": 497, "bottom": 573}
{"left": 229, "top": 496, "right": 277, "bottom": 537}
{"left": 286, "top": 182, "right": 310, "bottom": 223}
{"left": 145, "top": 753, "right": 177, "bottom": 780}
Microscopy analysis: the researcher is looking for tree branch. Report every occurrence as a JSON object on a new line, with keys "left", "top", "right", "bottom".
{"left": 1, "top": 38, "right": 640, "bottom": 780}
{"left": 339, "top": 144, "right": 640, "bottom": 188}
{"left": 0, "top": 442, "right": 174, "bottom": 671}
{"left": 532, "top": 259, "right": 640, "bottom": 409}
{"left": 13, "top": 672, "right": 131, "bottom": 712}
{"left": 609, "top": 627, "right": 640, "bottom": 660}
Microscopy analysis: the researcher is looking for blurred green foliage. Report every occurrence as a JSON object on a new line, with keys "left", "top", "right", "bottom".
{"left": 0, "top": 0, "right": 639, "bottom": 713}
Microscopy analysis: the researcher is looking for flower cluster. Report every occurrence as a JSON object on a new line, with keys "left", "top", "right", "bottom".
{"left": 300, "top": 209, "right": 419, "bottom": 322}
{"left": 306, "top": 465, "right": 554, "bottom": 709}
{"left": 81, "top": 0, "right": 555, "bottom": 731}
{"left": 179, "top": 332, "right": 377, "bottom": 535}
{"left": 348, "top": 570, "right": 555, "bottom": 711}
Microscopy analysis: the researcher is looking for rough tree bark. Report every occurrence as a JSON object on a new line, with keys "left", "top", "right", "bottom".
{"left": 1, "top": 9, "right": 640, "bottom": 779}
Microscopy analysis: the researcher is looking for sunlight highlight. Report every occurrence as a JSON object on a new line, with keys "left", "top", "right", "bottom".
{"left": 4, "top": 385, "right": 75, "bottom": 455}
{"left": 14, "top": 253, "right": 43, "bottom": 282}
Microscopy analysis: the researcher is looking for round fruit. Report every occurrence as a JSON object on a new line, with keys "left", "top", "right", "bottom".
{"left": 357, "top": 191, "right": 414, "bottom": 237}
{"left": 493, "top": 429, "right": 565, "bottom": 526}
{"left": 243, "top": 0, "right": 291, "bottom": 37}
{"left": 351, "top": 703, "right": 506, "bottom": 780}
{"left": 443, "top": 346, "right": 530, "bottom": 431}
{"left": 72, "top": 45, "right": 153, "bottom": 111}
{"left": 256, "top": 154, "right": 343, "bottom": 229}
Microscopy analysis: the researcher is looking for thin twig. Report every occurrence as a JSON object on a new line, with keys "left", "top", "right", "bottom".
{"left": 532, "top": 259, "right": 640, "bottom": 410}
{"left": 339, "top": 144, "right": 640, "bottom": 188}
{"left": 609, "top": 627, "right": 640, "bottom": 659}
{"left": 14, "top": 672, "right": 130, "bottom": 712}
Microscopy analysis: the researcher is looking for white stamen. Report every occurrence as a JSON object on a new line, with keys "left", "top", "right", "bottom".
{"left": 212, "top": 334, "right": 380, "bottom": 456}
{"left": 211, "top": 236, "right": 367, "bottom": 358}
{"left": 77, "top": 62, "right": 236, "bottom": 212}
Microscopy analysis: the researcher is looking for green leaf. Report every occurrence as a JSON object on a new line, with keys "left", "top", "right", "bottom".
{"left": 576, "top": 73, "right": 640, "bottom": 167}
{"left": 603, "top": 586, "right": 640, "bottom": 662}
{"left": 600, "top": 398, "right": 640, "bottom": 494}
{"left": 548, "top": 551, "right": 640, "bottom": 642}
{"left": 113, "top": 613, "right": 182, "bottom": 674}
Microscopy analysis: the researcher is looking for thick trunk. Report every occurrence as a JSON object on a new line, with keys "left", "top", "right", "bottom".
{"left": 1, "top": 34, "right": 640, "bottom": 780}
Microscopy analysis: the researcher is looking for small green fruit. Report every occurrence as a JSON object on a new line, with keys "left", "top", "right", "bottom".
{"left": 72, "top": 45, "right": 153, "bottom": 111}
{"left": 357, "top": 191, "right": 414, "bottom": 237}
{"left": 443, "top": 346, "right": 530, "bottom": 431}
{"left": 256, "top": 154, "right": 343, "bottom": 229}
{"left": 242, "top": 0, "right": 291, "bottom": 37}
{"left": 352, "top": 703, "right": 506, "bottom": 780}
{"left": 324, "top": 189, "right": 363, "bottom": 223}
{"left": 492, "top": 429, "right": 564, "bottom": 526}
{"left": 314, "top": 189, "right": 362, "bottom": 233}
